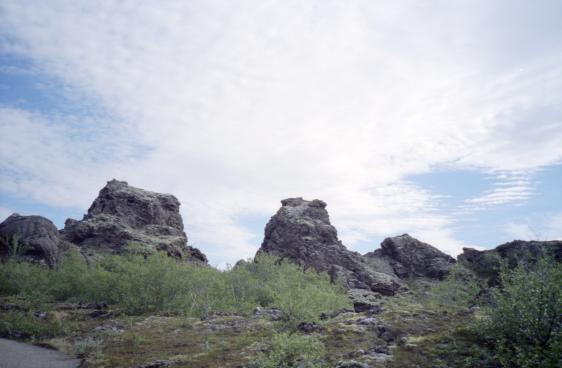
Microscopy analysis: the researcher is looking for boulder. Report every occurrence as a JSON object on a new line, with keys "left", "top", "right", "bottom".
{"left": 348, "top": 289, "right": 384, "bottom": 314}
{"left": 61, "top": 179, "right": 206, "bottom": 263}
{"left": 0, "top": 214, "right": 67, "bottom": 267}
{"left": 458, "top": 240, "right": 562, "bottom": 284}
{"left": 258, "top": 197, "right": 402, "bottom": 295}
{"left": 365, "top": 234, "right": 455, "bottom": 280}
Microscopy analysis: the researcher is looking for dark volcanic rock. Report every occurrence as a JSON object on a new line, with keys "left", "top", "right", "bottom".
{"left": 61, "top": 179, "right": 206, "bottom": 263}
{"left": 297, "top": 321, "right": 322, "bottom": 334}
{"left": 365, "top": 234, "right": 455, "bottom": 280}
{"left": 458, "top": 240, "right": 562, "bottom": 284}
{"left": 0, "top": 214, "right": 68, "bottom": 267}
{"left": 185, "top": 246, "right": 208, "bottom": 264}
{"left": 335, "top": 361, "right": 368, "bottom": 368}
{"left": 258, "top": 197, "right": 402, "bottom": 295}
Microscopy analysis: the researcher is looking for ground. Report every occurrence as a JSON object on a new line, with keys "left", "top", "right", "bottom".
{"left": 0, "top": 280, "right": 483, "bottom": 368}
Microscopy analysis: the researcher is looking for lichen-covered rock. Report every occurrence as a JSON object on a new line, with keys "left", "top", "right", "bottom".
{"left": 258, "top": 197, "right": 402, "bottom": 295}
{"left": 335, "top": 360, "right": 369, "bottom": 368}
{"left": 348, "top": 289, "right": 384, "bottom": 313}
{"left": 458, "top": 240, "right": 562, "bottom": 284}
{"left": 0, "top": 214, "right": 68, "bottom": 267}
{"left": 365, "top": 234, "right": 455, "bottom": 280}
{"left": 61, "top": 179, "right": 206, "bottom": 263}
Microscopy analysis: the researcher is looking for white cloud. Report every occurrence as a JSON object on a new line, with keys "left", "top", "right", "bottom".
{"left": 0, "top": 107, "right": 138, "bottom": 207}
{"left": 545, "top": 214, "right": 562, "bottom": 240}
{"left": 504, "top": 212, "right": 562, "bottom": 241}
{"left": 504, "top": 223, "right": 539, "bottom": 241}
{"left": 1, "top": 1, "right": 562, "bottom": 264}
{"left": 0, "top": 205, "right": 15, "bottom": 222}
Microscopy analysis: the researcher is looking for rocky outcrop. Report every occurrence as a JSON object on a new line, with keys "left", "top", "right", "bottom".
{"left": 61, "top": 179, "right": 206, "bottom": 263}
{"left": 365, "top": 234, "right": 455, "bottom": 280}
{"left": 458, "top": 240, "right": 562, "bottom": 283}
{"left": 258, "top": 197, "right": 402, "bottom": 295}
{"left": 0, "top": 214, "right": 69, "bottom": 267}
{"left": 185, "top": 246, "right": 208, "bottom": 264}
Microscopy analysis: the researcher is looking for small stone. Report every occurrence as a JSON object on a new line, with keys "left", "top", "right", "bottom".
{"left": 138, "top": 360, "right": 175, "bottom": 368}
{"left": 335, "top": 360, "right": 368, "bottom": 368}
{"left": 370, "top": 345, "right": 389, "bottom": 354}
{"left": 254, "top": 307, "right": 283, "bottom": 320}
{"left": 297, "top": 322, "right": 321, "bottom": 334}
{"left": 376, "top": 325, "right": 399, "bottom": 343}
{"left": 357, "top": 317, "right": 377, "bottom": 326}
{"left": 320, "top": 308, "right": 353, "bottom": 320}
{"left": 33, "top": 311, "right": 48, "bottom": 319}
{"left": 89, "top": 310, "right": 112, "bottom": 319}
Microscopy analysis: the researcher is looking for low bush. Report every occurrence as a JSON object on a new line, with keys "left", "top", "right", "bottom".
{"left": 249, "top": 332, "right": 326, "bottom": 368}
{"left": 476, "top": 258, "right": 562, "bottom": 368}
{"left": 423, "top": 257, "right": 561, "bottom": 368}
{"left": 0, "top": 250, "right": 350, "bottom": 326}
{"left": 74, "top": 336, "right": 104, "bottom": 358}
{"left": 428, "top": 264, "right": 482, "bottom": 309}
{"left": 0, "top": 311, "right": 64, "bottom": 339}
{"left": 230, "top": 255, "right": 350, "bottom": 327}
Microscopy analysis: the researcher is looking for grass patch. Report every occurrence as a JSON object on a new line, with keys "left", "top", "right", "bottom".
{"left": 249, "top": 332, "right": 326, "bottom": 368}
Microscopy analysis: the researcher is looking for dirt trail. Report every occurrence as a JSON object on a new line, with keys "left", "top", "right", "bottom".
{"left": 0, "top": 338, "right": 80, "bottom": 368}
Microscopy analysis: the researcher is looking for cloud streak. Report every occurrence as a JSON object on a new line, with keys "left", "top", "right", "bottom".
{"left": 458, "top": 170, "right": 537, "bottom": 212}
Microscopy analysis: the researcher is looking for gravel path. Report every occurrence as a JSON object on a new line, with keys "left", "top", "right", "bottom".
{"left": 0, "top": 338, "right": 80, "bottom": 368}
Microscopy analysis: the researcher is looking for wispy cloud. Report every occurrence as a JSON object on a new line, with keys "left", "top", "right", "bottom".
{"left": 458, "top": 170, "right": 537, "bottom": 212}
{"left": 1, "top": 1, "right": 562, "bottom": 264}
{"left": 504, "top": 212, "right": 562, "bottom": 241}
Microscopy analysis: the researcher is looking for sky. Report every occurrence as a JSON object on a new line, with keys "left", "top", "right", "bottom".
{"left": 0, "top": 0, "right": 561, "bottom": 267}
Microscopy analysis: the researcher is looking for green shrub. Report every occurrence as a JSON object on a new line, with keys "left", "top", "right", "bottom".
{"left": 123, "top": 241, "right": 156, "bottom": 257}
{"left": 0, "top": 259, "right": 53, "bottom": 308}
{"left": 0, "top": 311, "right": 64, "bottom": 339}
{"left": 249, "top": 332, "right": 326, "bottom": 368}
{"left": 0, "top": 251, "right": 350, "bottom": 324}
{"left": 477, "top": 258, "right": 562, "bottom": 368}
{"left": 74, "top": 336, "right": 103, "bottom": 357}
{"left": 230, "top": 254, "right": 350, "bottom": 327}
{"left": 271, "top": 264, "right": 349, "bottom": 328}
{"left": 429, "top": 264, "right": 482, "bottom": 308}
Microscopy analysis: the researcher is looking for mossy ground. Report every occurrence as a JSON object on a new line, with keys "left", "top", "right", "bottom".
{"left": 0, "top": 282, "right": 485, "bottom": 368}
{"left": 378, "top": 286, "right": 486, "bottom": 368}
{"left": 100, "top": 316, "right": 273, "bottom": 367}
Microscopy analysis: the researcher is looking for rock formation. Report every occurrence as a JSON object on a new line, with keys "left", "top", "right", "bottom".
{"left": 258, "top": 197, "right": 402, "bottom": 295}
{"left": 0, "top": 214, "right": 69, "bottom": 267}
{"left": 365, "top": 234, "right": 455, "bottom": 280}
{"left": 61, "top": 179, "right": 207, "bottom": 263}
{"left": 458, "top": 240, "right": 562, "bottom": 284}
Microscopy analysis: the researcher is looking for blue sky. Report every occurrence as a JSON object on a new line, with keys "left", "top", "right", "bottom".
{"left": 1, "top": 1, "right": 561, "bottom": 266}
